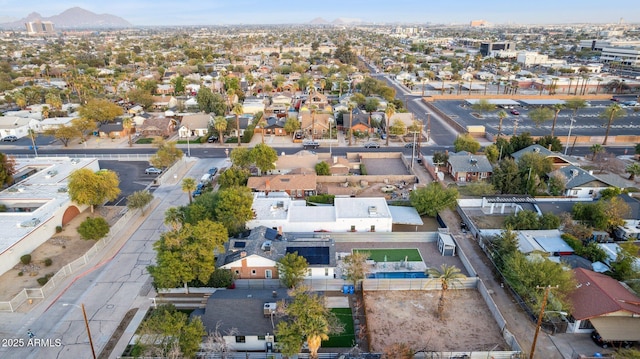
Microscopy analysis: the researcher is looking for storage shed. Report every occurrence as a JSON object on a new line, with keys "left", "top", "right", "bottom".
{"left": 437, "top": 229, "right": 456, "bottom": 256}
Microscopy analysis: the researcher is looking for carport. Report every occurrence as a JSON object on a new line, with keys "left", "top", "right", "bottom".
{"left": 465, "top": 99, "right": 520, "bottom": 106}
{"left": 389, "top": 206, "right": 423, "bottom": 226}
{"left": 519, "top": 99, "right": 566, "bottom": 106}
{"left": 590, "top": 317, "right": 640, "bottom": 341}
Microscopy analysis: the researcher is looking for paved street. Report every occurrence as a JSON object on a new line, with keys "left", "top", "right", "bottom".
{"left": 0, "top": 157, "right": 229, "bottom": 359}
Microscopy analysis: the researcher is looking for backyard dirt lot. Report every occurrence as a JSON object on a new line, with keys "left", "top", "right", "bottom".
{"left": 364, "top": 290, "right": 507, "bottom": 352}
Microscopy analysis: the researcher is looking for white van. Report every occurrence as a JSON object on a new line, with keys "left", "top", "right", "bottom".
{"left": 200, "top": 173, "right": 212, "bottom": 183}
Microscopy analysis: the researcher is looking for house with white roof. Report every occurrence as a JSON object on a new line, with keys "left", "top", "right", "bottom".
{"left": 0, "top": 157, "right": 98, "bottom": 276}
{"left": 0, "top": 116, "right": 40, "bottom": 139}
{"left": 246, "top": 192, "right": 393, "bottom": 233}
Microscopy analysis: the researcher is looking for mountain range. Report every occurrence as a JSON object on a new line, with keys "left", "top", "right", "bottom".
{"left": 309, "top": 17, "right": 363, "bottom": 25}
{"left": 0, "top": 7, "right": 132, "bottom": 29}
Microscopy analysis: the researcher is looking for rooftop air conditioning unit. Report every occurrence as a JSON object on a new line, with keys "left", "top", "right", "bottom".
{"left": 368, "top": 206, "right": 377, "bottom": 216}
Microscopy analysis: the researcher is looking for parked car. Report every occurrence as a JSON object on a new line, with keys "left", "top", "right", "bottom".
{"left": 404, "top": 142, "right": 416, "bottom": 148}
{"left": 510, "top": 109, "right": 520, "bottom": 115}
{"left": 207, "top": 135, "right": 218, "bottom": 143}
{"left": 2, "top": 135, "right": 18, "bottom": 142}
{"left": 208, "top": 167, "right": 218, "bottom": 175}
{"left": 364, "top": 142, "right": 380, "bottom": 148}
{"left": 144, "top": 167, "right": 163, "bottom": 175}
{"left": 591, "top": 330, "right": 633, "bottom": 349}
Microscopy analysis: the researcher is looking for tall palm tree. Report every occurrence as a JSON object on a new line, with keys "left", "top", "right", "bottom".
{"left": 550, "top": 104, "right": 564, "bottom": 137}
{"left": 310, "top": 105, "right": 318, "bottom": 140}
{"left": 497, "top": 110, "right": 507, "bottom": 137}
{"left": 347, "top": 102, "right": 354, "bottom": 146}
{"left": 232, "top": 103, "right": 244, "bottom": 147}
{"left": 214, "top": 115, "right": 227, "bottom": 144}
{"left": 600, "top": 103, "right": 626, "bottom": 145}
{"left": 589, "top": 144, "right": 604, "bottom": 160}
{"left": 122, "top": 117, "right": 133, "bottom": 147}
{"left": 384, "top": 103, "right": 395, "bottom": 146}
{"left": 427, "top": 264, "right": 465, "bottom": 320}
{"left": 181, "top": 177, "right": 197, "bottom": 204}
{"left": 164, "top": 207, "right": 184, "bottom": 231}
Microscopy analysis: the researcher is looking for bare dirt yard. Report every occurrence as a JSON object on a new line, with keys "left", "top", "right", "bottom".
{"left": 364, "top": 290, "right": 507, "bottom": 352}
{"left": 0, "top": 207, "right": 123, "bottom": 301}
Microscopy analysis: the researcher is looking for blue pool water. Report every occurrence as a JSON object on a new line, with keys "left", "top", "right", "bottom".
{"left": 367, "top": 272, "right": 428, "bottom": 279}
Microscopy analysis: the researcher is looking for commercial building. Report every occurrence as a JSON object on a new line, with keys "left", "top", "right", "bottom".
{"left": 479, "top": 41, "right": 516, "bottom": 57}
{"left": 25, "top": 21, "right": 55, "bottom": 35}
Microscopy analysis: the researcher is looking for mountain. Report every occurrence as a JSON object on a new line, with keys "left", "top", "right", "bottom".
{"left": 0, "top": 16, "right": 18, "bottom": 24}
{"left": 332, "top": 18, "right": 363, "bottom": 25}
{"left": 0, "top": 7, "right": 132, "bottom": 29}
{"left": 309, "top": 17, "right": 329, "bottom": 25}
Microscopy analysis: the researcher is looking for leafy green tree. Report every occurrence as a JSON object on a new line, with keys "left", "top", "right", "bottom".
{"left": 471, "top": 99, "right": 496, "bottom": 118}
{"left": 410, "top": 182, "right": 458, "bottom": 217}
{"left": 148, "top": 219, "right": 228, "bottom": 292}
{"left": 275, "top": 287, "right": 343, "bottom": 359}
{"left": 484, "top": 144, "right": 499, "bottom": 163}
{"left": 229, "top": 147, "right": 253, "bottom": 169}
{"left": 509, "top": 132, "right": 534, "bottom": 153}
{"left": 136, "top": 304, "right": 205, "bottom": 358}
{"left": 78, "top": 98, "right": 124, "bottom": 125}
{"left": 432, "top": 151, "right": 449, "bottom": 166}
{"left": 610, "top": 242, "right": 640, "bottom": 281}
{"left": 599, "top": 187, "right": 623, "bottom": 200}
{"left": 126, "top": 88, "right": 154, "bottom": 110}
{"left": 0, "top": 152, "right": 15, "bottom": 187}
{"left": 181, "top": 177, "right": 197, "bottom": 204}
{"left": 343, "top": 251, "right": 370, "bottom": 289}
{"left": 71, "top": 117, "right": 97, "bottom": 141}
{"left": 504, "top": 210, "right": 560, "bottom": 230}
{"left": 284, "top": 117, "right": 300, "bottom": 134}
{"left": 68, "top": 168, "right": 121, "bottom": 213}
{"left": 218, "top": 167, "right": 249, "bottom": 189}
{"left": 77, "top": 216, "right": 110, "bottom": 240}
{"left": 44, "top": 125, "right": 82, "bottom": 147}
{"left": 149, "top": 139, "right": 184, "bottom": 169}
{"left": 315, "top": 161, "right": 330, "bottom": 175}
{"left": 277, "top": 252, "right": 309, "bottom": 288}
{"left": 535, "top": 135, "right": 563, "bottom": 152}
{"left": 573, "top": 198, "right": 629, "bottom": 231}
{"left": 389, "top": 119, "right": 406, "bottom": 136}
{"left": 213, "top": 186, "right": 254, "bottom": 235}
{"left": 528, "top": 107, "right": 554, "bottom": 128}
{"left": 490, "top": 228, "right": 519, "bottom": 271}
{"left": 426, "top": 264, "right": 465, "bottom": 320}
{"left": 613, "top": 348, "right": 640, "bottom": 359}
{"left": 251, "top": 143, "right": 277, "bottom": 174}
{"left": 196, "top": 87, "right": 225, "bottom": 115}
{"left": 491, "top": 158, "right": 522, "bottom": 194}
{"left": 126, "top": 190, "right": 154, "bottom": 215}
{"left": 453, "top": 133, "right": 481, "bottom": 153}
{"left": 364, "top": 98, "right": 380, "bottom": 113}
{"left": 548, "top": 172, "right": 566, "bottom": 196}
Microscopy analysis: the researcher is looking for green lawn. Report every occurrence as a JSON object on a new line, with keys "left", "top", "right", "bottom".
{"left": 135, "top": 137, "right": 154, "bottom": 144}
{"left": 322, "top": 308, "right": 355, "bottom": 348}
{"left": 353, "top": 248, "right": 422, "bottom": 262}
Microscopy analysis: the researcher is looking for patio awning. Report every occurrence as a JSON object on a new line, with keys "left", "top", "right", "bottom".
{"left": 590, "top": 317, "right": 640, "bottom": 341}
{"left": 389, "top": 206, "right": 423, "bottom": 225}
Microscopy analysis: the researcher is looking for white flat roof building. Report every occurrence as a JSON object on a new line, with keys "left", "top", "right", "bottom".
{"left": 0, "top": 157, "right": 98, "bottom": 275}
{"left": 247, "top": 193, "right": 393, "bottom": 233}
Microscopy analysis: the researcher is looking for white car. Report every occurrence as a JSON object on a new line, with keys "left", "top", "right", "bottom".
{"left": 145, "top": 167, "right": 163, "bottom": 175}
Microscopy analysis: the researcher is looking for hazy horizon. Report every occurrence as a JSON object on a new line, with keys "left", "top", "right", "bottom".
{"left": 1, "top": 0, "right": 639, "bottom": 26}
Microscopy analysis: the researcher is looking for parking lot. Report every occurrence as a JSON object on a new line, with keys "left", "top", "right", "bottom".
{"left": 432, "top": 99, "right": 640, "bottom": 138}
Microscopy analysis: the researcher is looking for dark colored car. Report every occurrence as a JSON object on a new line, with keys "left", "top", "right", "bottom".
{"left": 591, "top": 330, "right": 633, "bottom": 349}
{"left": 2, "top": 135, "right": 18, "bottom": 142}
{"left": 208, "top": 167, "right": 218, "bottom": 175}
{"left": 207, "top": 135, "right": 219, "bottom": 143}
{"left": 404, "top": 142, "right": 416, "bottom": 148}
{"left": 510, "top": 109, "right": 520, "bottom": 115}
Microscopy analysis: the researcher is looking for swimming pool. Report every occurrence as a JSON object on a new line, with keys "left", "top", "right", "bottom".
{"left": 367, "top": 272, "right": 428, "bottom": 279}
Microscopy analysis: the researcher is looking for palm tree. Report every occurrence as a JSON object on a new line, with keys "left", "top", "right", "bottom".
{"left": 164, "top": 207, "right": 183, "bottom": 231}
{"left": 427, "top": 264, "right": 465, "bottom": 320}
{"left": 181, "top": 177, "right": 197, "bottom": 204}
{"left": 232, "top": 103, "right": 244, "bottom": 147}
{"left": 384, "top": 103, "right": 395, "bottom": 146}
{"left": 550, "top": 104, "right": 564, "bottom": 137}
{"left": 310, "top": 105, "right": 318, "bottom": 140}
{"left": 497, "top": 110, "right": 507, "bottom": 137}
{"left": 214, "top": 115, "right": 227, "bottom": 144}
{"left": 347, "top": 102, "right": 355, "bottom": 146}
{"left": 122, "top": 117, "right": 133, "bottom": 147}
{"left": 600, "top": 103, "right": 626, "bottom": 145}
{"left": 589, "top": 144, "right": 604, "bottom": 160}
{"left": 626, "top": 163, "right": 640, "bottom": 181}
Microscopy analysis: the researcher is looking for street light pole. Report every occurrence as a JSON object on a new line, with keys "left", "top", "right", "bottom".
{"left": 63, "top": 303, "right": 97, "bottom": 359}
{"left": 410, "top": 131, "right": 417, "bottom": 170}
{"left": 564, "top": 117, "right": 576, "bottom": 155}
{"left": 186, "top": 126, "right": 191, "bottom": 157}
{"left": 529, "top": 285, "right": 558, "bottom": 359}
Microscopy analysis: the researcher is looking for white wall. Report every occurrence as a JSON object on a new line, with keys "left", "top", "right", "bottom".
{"left": 247, "top": 218, "right": 392, "bottom": 233}
{"left": 223, "top": 335, "right": 272, "bottom": 351}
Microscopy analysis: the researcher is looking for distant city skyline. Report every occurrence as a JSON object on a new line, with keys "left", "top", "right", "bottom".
{"left": 1, "top": 0, "right": 639, "bottom": 26}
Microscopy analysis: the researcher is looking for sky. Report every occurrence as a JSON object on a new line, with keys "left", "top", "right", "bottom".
{"left": 1, "top": 0, "right": 639, "bottom": 26}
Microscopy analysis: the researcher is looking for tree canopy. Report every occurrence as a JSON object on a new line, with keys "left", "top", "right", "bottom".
{"left": 0, "top": 152, "right": 16, "bottom": 187}
{"left": 453, "top": 133, "right": 481, "bottom": 153}
{"left": 68, "top": 168, "right": 121, "bottom": 213}
{"left": 410, "top": 182, "right": 458, "bottom": 217}
{"left": 252, "top": 143, "right": 278, "bottom": 174}
{"left": 78, "top": 98, "right": 124, "bottom": 125}
{"left": 150, "top": 139, "right": 184, "bottom": 169}
{"left": 277, "top": 252, "right": 309, "bottom": 289}
{"left": 213, "top": 186, "right": 254, "bottom": 235}
{"left": 126, "top": 190, "right": 154, "bottom": 215}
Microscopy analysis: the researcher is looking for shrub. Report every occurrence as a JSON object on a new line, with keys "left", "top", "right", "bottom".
{"left": 77, "top": 216, "right": 110, "bottom": 240}
{"left": 20, "top": 254, "right": 32, "bottom": 265}
{"left": 18, "top": 271, "right": 23, "bottom": 277}
{"left": 307, "top": 194, "right": 335, "bottom": 204}
{"left": 44, "top": 258, "right": 52, "bottom": 267}
{"left": 37, "top": 277, "right": 49, "bottom": 286}
{"left": 206, "top": 269, "right": 234, "bottom": 288}
{"left": 55, "top": 225, "right": 63, "bottom": 233}
{"left": 360, "top": 163, "right": 368, "bottom": 175}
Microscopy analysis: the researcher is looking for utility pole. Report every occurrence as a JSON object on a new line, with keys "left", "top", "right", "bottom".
{"left": 529, "top": 285, "right": 558, "bottom": 359}
{"left": 426, "top": 113, "right": 431, "bottom": 143}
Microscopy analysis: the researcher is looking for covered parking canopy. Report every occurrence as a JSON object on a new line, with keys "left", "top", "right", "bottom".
{"left": 520, "top": 99, "right": 566, "bottom": 106}
{"left": 590, "top": 317, "right": 640, "bottom": 341}
{"left": 389, "top": 206, "right": 424, "bottom": 225}
{"left": 465, "top": 99, "right": 520, "bottom": 106}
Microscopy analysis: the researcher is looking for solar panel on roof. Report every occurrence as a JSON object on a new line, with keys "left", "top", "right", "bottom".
{"left": 265, "top": 228, "right": 278, "bottom": 240}
{"left": 287, "top": 247, "right": 330, "bottom": 265}
{"left": 233, "top": 241, "right": 246, "bottom": 248}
